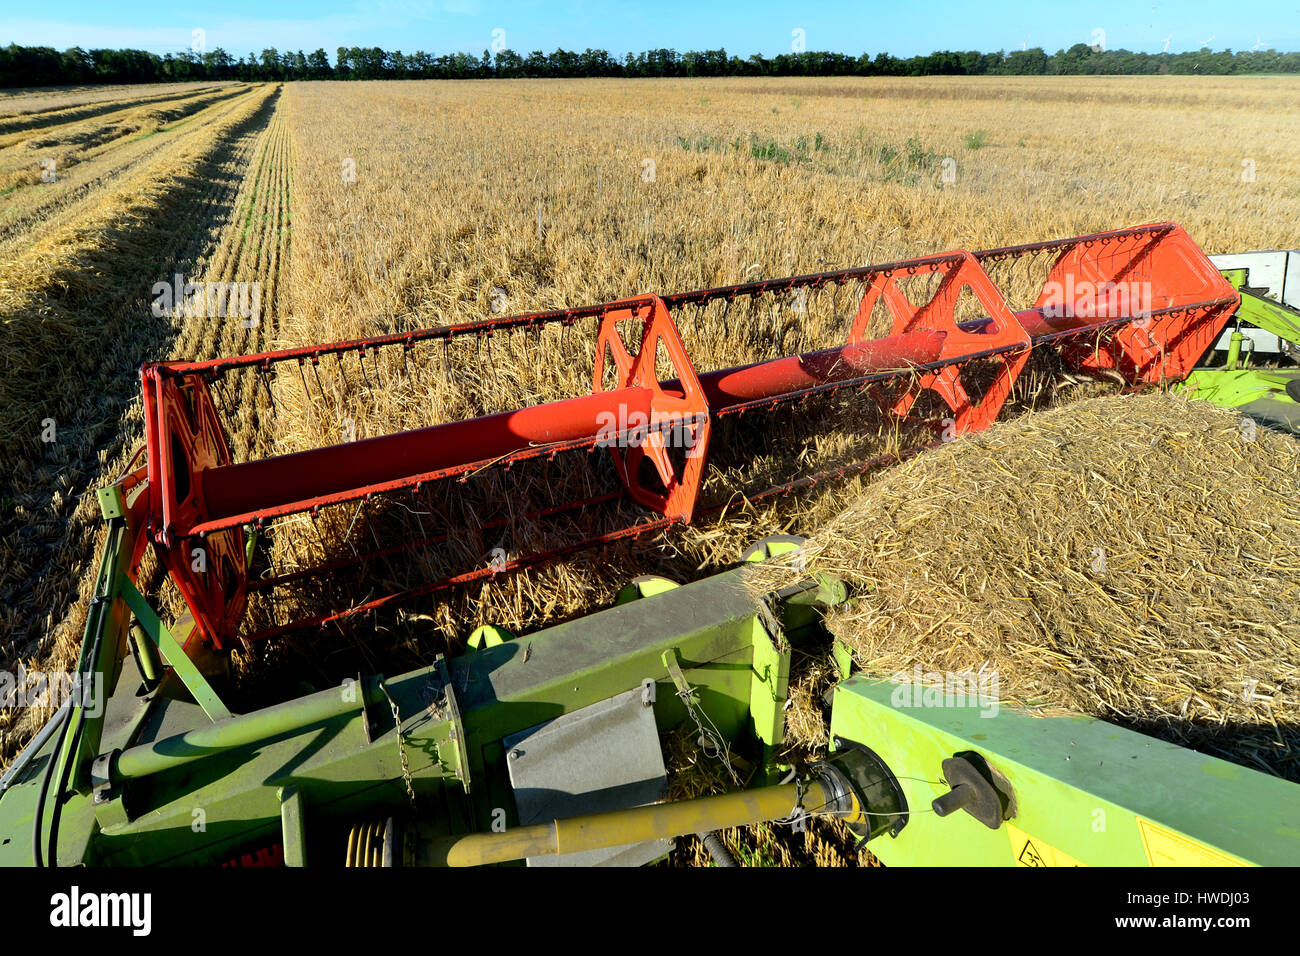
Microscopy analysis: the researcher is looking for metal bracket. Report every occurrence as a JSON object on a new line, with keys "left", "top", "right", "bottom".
{"left": 97, "top": 485, "right": 126, "bottom": 521}
{"left": 660, "top": 648, "right": 697, "bottom": 708}
{"left": 117, "top": 575, "right": 231, "bottom": 722}
{"left": 751, "top": 594, "right": 793, "bottom": 771}
{"left": 433, "top": 656, "right": 469, "bottom": 794}
{"left": 90, "top": 750, "right": 129, "bottom": 830}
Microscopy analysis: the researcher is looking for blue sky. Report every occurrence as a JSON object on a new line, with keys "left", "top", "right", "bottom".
{"left": 3, "top": 1, "right": 1297, "bottom": 59}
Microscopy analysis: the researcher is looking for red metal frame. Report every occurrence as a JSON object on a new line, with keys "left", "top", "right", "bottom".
{"left": 849, "top": 250, "right": 1032, "bottom": 433}
{"left": 142, "top": 366, "right": 247, "bottom": 649}
{"left": 1018, "top": 224, "right": 1232, "bottom": 382}
{"left": 136, "top": 222, "right": 1237, "bottom": 649}
{"left": 593, "top": 295, "right": 711, "bottom": 520}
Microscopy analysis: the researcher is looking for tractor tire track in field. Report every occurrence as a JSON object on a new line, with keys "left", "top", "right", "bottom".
{"left": 0, "top": 85, "right": 290, "bottom": 763}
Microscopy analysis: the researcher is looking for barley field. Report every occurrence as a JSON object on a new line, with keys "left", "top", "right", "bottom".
{"left": 267, "top": 74, "right": 1300, "bottom": 644}
{"left": 1, "top": 75, "right": 1298, "bottom": 863}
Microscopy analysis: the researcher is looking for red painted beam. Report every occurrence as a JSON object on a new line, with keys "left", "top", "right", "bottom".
{"left": 200, "top": 386, "right": 652, "bottom": 529}
{"left": 195, "top": 331, "right": 950, "bottom": 533}
{"left": 692, "top": 330, "right": 946, "bottom": 409}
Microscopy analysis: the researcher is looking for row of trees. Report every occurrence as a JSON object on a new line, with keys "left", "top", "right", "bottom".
{"left": 4, "top": 42, "right": 1299, "bottom": 87}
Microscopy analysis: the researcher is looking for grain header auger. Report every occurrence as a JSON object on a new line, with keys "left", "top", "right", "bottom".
{"left": 10, "top": 220, "right": 1292, "bottom": 870}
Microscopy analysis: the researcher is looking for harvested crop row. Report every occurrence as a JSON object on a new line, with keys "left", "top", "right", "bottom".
{"left": 0, "top": 83, "right": 281, "bottom": 472}
{"left": 172, "top": 101, "right": 292, "bottom": 462}
{"left": 0, "top": 85, "right": 267, "bottom": 251}
{"left": 0, "top": 83, "right": 234, "bottom": 125}
{"left": 0, "top": 85, "right": 285, "bottom": 767}
{"left": 0, "top": 83, "right": 252, "bottom": 185}
{"left": 0, "top": 84, "right": 259, "bottom": 240}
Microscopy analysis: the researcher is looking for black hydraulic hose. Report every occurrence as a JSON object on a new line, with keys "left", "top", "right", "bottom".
{"left": 0, "top": 698, "right": 71, "bottom": 798}
{"left": 699, "top": 830, "right": 739, "bottom": 867}
{"left": 31, "top": 701, "right": 72, "bottom": 868}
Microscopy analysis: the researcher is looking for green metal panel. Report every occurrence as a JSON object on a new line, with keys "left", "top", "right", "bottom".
{"left": 453, "top": 569, "right": 783, "bottom": 763}
{"left": 748, "top": 610, "right": 789, "bottom": 765}
{"left": 453, "top": 570, "right": 792, "bottom": 831}
{"left": 1179, "top": 367, "right": 1299, "bottom": 408}
{"left": 1179, "top": 267, "right": 1300, "bottom": 433}
{"left": 1178, "top": 366, "right": 1300, "bottom": 435}
{"left": 119, "top": 577, "right": 231, "bottom": 722}
{"left": 0, "top": 565, "right": 819, "bottom": 866}
{"left": 829, "top": 678, "right": 1300, "bottom": 867}
{"left": 1220, "top": 268, "right": 1300, "bottom": 343}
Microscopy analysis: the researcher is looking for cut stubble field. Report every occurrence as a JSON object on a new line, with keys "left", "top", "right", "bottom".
{"left": 1, "top": 74, "right": 1298, "bottom": 865}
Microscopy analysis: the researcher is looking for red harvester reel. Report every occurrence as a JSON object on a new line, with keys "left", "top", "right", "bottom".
{"left": 138, "top": 223, "right": 1237, "bottom": 651}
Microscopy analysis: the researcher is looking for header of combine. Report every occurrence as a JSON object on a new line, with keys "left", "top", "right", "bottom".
{"left": 139, "top": 222, "right": 1236, "bottom": 650}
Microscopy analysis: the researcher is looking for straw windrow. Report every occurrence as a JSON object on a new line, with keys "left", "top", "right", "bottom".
{"left": 749, "top": 391, "right": 1300, "bottom": 781}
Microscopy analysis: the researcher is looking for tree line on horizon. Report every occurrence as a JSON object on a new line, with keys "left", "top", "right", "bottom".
{"left": 4, "top": 42, "right": 1299, "bottom": 87}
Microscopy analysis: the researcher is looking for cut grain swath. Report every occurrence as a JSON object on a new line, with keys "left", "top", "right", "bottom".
{"left": 135, "top": 222, "right": 1236, "bottom": 650}
{"left": 751, "top": 389, "right": 1300, "bottom": 781}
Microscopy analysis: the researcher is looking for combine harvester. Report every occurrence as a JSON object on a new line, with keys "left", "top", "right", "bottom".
{"left": 1177, "top": 249, "right": 1300, "bottom": 431}
{"left": 1, "top": 223, "right": 1296, "bottom": 867}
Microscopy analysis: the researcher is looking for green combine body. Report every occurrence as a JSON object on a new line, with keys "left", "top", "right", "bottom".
{"left": 2, "top": 483, "right": 1296, "bottom": 867}
{"left": 0, "top": 488, "right": 852, "bottom": 867}
{"left": 1177, "top": 254, "right": 1300, "bottom": 435}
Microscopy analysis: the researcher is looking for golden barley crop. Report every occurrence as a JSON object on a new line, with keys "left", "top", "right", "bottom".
{"left": 254, "top": 76, "right": 1299, "bottom": 660}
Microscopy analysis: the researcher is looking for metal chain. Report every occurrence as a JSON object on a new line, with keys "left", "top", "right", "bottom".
{"left": 378, "top": 680, "right": 416, "bottom": 809}
{"left": 677, "top": 685, "right": 739, "bottom": 785}
{"left": 792, "top": 775, "right": 809, "bottom": 829}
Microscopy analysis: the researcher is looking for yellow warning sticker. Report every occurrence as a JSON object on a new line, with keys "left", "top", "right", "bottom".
{"left": 1137, "top": 819, "right": 1247, "bottom": 867}
{"left": 1007, "top": 824, "right": 1085, "bottom": 867}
